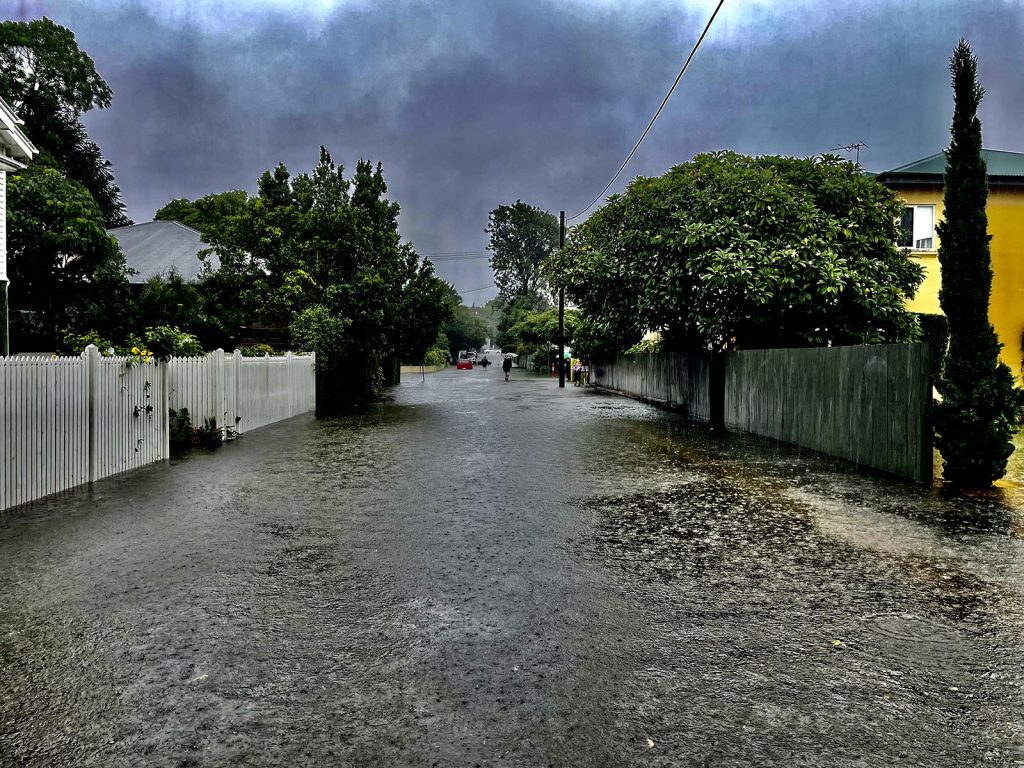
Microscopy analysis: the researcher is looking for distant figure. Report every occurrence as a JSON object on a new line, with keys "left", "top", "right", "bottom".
{"left": 502, "top": 355, "right": 512, "bottom": 382}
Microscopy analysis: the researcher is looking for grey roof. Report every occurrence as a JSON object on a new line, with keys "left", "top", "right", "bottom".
{"left": 106, "top": 220, "right": 219, "bottom": 283}
{"left": 875, "top": 148, "right": 1024, "bottom": 186}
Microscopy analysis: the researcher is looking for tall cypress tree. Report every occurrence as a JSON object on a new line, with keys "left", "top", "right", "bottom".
{"left": 934, "top": 39, "right": 1021, "bottom": 486}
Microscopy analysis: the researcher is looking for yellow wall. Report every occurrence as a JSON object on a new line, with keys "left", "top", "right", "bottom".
{"left": 892, "top": 184, "right": 1024, "bottom": 384}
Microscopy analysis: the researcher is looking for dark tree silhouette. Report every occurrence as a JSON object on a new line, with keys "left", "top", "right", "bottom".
{"left": 934, "top": 39, "right": 1021, "bottom": 486}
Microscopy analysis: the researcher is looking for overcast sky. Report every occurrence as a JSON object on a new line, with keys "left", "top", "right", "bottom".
{"left": 7, "top": 0, "right": 1024, "bottom": 302}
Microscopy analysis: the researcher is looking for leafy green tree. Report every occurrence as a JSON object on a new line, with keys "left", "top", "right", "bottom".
{"left": 201, "top": 146, "right": 452, "bottom": 407}
{"left": 443, "top": 305, "right": 489, "bottom": 359}
{"left": 6, "top": 162, "right": 129, "bottom": 349}
{"left": 136, "top": 272, "right": 230, "bottom": 349}
{"left": 508, "top": 307, "right": 579, "bottom": 348}
{"left": 933, "top": 40, "right": 1022, "bottom": 487}
{"left": 422, "top": 332, "right": 450, "bottom": 367}
{"left": 494, "top": 293, "right": 547, "bottom": 352}
{"left": 507, "top": 306, "right": 581, "bottom": 370}
{"left": 549, "top": 151, "right": 924, "bottom": 358}
{"left": 486, "top": 201, "right": 559, "bottom": 304}
{"left": 154, "top": 190, "right": 249, "bottom": 240}
{"left": 289, "top": 305, "right": 351, "bottom": 368}
{"left": 0, "top": 18, "right": 129, "bottom": 227}
{"left": 393, "top": 259, "right": 455, "bottom": 363}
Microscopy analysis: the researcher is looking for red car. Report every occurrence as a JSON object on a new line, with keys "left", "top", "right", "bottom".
{"left": 456, "top": 358, "right": 473, "bottom": 370}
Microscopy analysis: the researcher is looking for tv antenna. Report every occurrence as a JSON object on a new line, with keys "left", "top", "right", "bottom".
{"left": 830, "top": 141, "right": 868, "bottom": 165}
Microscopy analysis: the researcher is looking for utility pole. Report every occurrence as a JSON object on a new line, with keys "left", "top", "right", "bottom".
{"left": 558, "top": 210, "right": 565, "bottom": 389}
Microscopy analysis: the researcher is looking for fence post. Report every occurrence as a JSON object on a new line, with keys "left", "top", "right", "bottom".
{"left": 286, "top": 351, "right": 293, "bottom": 414}
{"left": 212, "top": 348, "right": 226, "bottom": 438}
{"left": 307, "top": 354, "right": 315, "bottom": 415}
{"left": 85, "top": 344, "right": 99, "bottom": 483}
{"left": 161, "top": 358, "right": 170, "bottom": 460}
{"left": 233, "top": 349, "right": 241, "bottom": 436}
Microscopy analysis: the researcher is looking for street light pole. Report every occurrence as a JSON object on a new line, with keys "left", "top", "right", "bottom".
{"left": 558, "top": 210, "right": 565, "bottom": 388}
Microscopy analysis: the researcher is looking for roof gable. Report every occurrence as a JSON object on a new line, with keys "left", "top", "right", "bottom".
{"left": 877, "top": 149, "right": 1024, "bottom": 184}
{"left": 107, "top": 220, "right": 219, "bottom": 283}
{"left": 0, "top": 95, "right": 38, "bottom": 166}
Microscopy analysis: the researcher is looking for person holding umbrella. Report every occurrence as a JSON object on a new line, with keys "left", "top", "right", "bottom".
{"left": 502, "top": 354, "right": 513, "bottom": 382}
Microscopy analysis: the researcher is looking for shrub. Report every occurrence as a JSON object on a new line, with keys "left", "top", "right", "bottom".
{"left": 145, "top": 325, "right": 203, "bottom": 359}
{"left": 289, "top": 304, "right": 350, "bottom": 369}
{"left": 423, "top": 348, "right": 447, "bottom": 367}
{"left": 58, "top": 329, "right": 115, "bottom": 356}
{"left": 169, "top": 407, "right": 224, "bottom": 455}
{"left": 625, "top": 336, "right": 663, "bottom": 356}
{"left": 240, "top": 343, "right": 275, "bottom": 357}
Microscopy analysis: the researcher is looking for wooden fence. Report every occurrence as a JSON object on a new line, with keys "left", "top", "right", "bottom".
{"left": 1, "top": 347, "right": 315, "bottom": 512}
{"left": 592, "top": 344, "right": 932, "bottom": 482}
{"left": 593, "top": 351, "right": 712, "bottom": 422}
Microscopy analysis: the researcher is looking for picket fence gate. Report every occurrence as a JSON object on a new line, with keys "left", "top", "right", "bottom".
{"left": 1, "top": 346, "right": 315, "bottom": 512}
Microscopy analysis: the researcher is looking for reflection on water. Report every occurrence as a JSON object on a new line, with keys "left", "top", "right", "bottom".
{"left": 572, "top": 403, "right": 1024, "bottom": 765}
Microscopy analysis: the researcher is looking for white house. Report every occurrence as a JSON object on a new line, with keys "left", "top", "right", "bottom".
{"left": 0, "top": 96, "right": 38, "bottom": 355}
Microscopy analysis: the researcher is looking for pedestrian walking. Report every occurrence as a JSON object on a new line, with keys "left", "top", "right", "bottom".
{"left": 502, "top": 354, "right": 513, "bottom": 382}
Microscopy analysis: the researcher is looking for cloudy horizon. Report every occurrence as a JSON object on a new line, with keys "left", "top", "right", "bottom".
{"left": 7, "top": 0, "right": 1024, "bottom": 302}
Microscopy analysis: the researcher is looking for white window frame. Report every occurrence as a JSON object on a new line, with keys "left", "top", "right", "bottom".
{"left": 901, "top": 204, "right": 936, "bottom": 251}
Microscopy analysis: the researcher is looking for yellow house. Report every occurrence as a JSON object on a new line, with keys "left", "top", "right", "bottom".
{"left": 876, "top": 149, "right": 1024, "bottom": 383}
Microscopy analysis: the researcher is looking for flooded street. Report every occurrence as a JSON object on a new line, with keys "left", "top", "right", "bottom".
{"left": 2, "top": 365, "right": 1024, "bottom": 767}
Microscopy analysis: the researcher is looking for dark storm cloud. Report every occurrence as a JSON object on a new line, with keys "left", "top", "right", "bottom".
{"left": 8, "top": 0, "right": 1024, "bottom": 300}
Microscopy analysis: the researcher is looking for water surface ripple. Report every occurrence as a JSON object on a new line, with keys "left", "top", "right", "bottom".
{"left": 2, "top": 367, "right": 1023, "bottom": 766}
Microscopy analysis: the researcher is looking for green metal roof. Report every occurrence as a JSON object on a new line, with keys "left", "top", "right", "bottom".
{"left": 877, "top": 149, "right": 1024, "bottom": 184}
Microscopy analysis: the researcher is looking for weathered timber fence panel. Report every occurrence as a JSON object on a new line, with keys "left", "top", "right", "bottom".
{"left": 2, "top": 348, "right": 316, "bottom": 512}
{"left": 724, "top": 344, "right": 931, "bottom": 482}
{"left": 593, "top": 344, "right": 932, "bottom": 482}
{"left": 592, "top": 351, "right": 711, "bottom": 421}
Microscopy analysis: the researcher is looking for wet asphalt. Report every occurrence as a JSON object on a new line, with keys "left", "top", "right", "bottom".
{"left": 2, "top": 364, "right": 1024, "bottom": 767}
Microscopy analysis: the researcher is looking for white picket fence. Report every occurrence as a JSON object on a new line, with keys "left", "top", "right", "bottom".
{"left": 1, "top": 346, "right": 315, "bottom": 512}
{"left": 167, "top": 350, "right": 316, "bottom": 435}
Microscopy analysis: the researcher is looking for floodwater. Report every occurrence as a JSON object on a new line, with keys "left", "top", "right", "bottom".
{"left": 2, "top": 365, "right": 1023, "bottom": 767}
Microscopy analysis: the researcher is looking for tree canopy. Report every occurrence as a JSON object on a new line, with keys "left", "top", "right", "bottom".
{"left": 548, "top": 151, "right": 925, "bottom": 358}
{"left": 443, "top": 305, "right": 489, "bottom": 359}
{"left": 198, "top": 146, "right": 452, "bottom": 399}
{"left": 486, "top": 201, "right": 559, "bottom": 305}
{"left": 154, "top": 191, "right": 249, "bottom": 240}
{"left": 933, "top": 39, "right": 1022, "bottom": 486}
{"left": 0, "top": 17, "right": 129, "bottom": 227}
{"left": 6, "top": 162, "right": 130, "bottom": 348}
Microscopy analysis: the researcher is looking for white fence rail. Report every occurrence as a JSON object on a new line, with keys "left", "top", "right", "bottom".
{"left": 1, "top": 347, "right": 315, "bottom": 512}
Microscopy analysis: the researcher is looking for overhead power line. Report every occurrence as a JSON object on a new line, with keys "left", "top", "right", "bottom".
{"left": 567, "top": 0, "right": 726, "bottom": 222}
{"left": 420, "top": 250, "right": 488, "bottom": 257}
{"left": 461, "top": 283, "right": 495, "bottom": 294}
{"left": 425, "top": 253, "right": 490, "bottom": 262}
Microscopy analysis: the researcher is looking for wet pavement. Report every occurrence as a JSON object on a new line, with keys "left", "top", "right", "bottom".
{"left": 2, "top": 364, "right": 1024, "bottom": 767}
